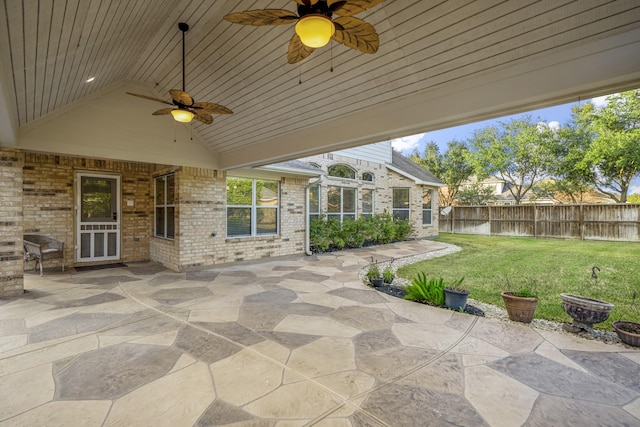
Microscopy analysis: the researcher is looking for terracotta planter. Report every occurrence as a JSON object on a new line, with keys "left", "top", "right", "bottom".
{"left": 444, "top": 288, "right": 469, "bottom": 311}
{"left": 560, "top": 293, "right": 613, "bottom": 332}
{"left": 612, "top": 321, "right": 640, "bottom": 347}
{"left": 502, "top": 292, "right": 538, "bottom": 323}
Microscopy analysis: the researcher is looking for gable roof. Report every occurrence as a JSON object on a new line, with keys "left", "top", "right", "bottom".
{"left": 389, "top": 151, "right": 444, "bottom": 187}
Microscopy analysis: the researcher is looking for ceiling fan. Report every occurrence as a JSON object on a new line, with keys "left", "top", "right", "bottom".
{"left": 126, "top": 23, "right": 233, "bottom": 124}
{"left": 224, "top": 0, "right": 385, "bottom": 64}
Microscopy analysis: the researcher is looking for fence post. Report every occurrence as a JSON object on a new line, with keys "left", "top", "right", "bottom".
{"left": 451, "top": 206, "right": 455, "bottom": 234}
{"left": 533, "top": 205, "right": 537, "bottom": 238}
{"left": 579, "top": 204, "right": 584, "bottom": 240}
{"left": 488, "top": 205, "right": 492, "bottom": 236}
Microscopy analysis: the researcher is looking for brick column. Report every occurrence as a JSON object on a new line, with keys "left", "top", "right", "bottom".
{"left": 0, "top": 148, "right": 24, "bottom": 296}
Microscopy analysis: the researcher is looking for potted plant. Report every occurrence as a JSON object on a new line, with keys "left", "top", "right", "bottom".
{"left": 502, "top": 279, "right": 539, "bottom": 323}
{"left": 612, "top": 291, "right": 640, "bottom": 347}
{"left": 382, "top": 267, "right": 395, "bottom": 284}
{"left": 366, "top": 262, "right": 384, "bottom": 287}
{"left": 403, "top": 272, "right": 445, "bottom": 306}
{"left": 444, "top": 277, "right": 468, "bottom": 311}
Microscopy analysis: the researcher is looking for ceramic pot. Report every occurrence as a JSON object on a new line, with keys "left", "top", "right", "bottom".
{"left": 612, "top": 321, "right": 640, "bottom": 347}
{"left": 502, "top": 292, "right": 538, "bottom": 323}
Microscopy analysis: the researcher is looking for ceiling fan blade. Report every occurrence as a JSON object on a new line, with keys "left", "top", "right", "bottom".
{"left": 331, "top": 0, "right": 386, "bottom": 16}
{"left": 192, "top": 101, "right": 233, "bottom": 115}
{"left": 126, "top": 92, "right": 172, "bottom": 106}
{"left": 192, "top": 109, "right": 214, "bottom": 125}
{"left": 152, "top": 108, "right": 174, "bottom": 116}
{"left": 287, "top": 33, "right": 316, "bottom": 64}
{"left": 169, "top": 90, "right": 194, "bottom": 107}
{"left": 332, "top": 16, "right": 379, "bottom": 53}
{"left": 224, "top": 9, "right": 299, "bottom": 26}
{"left": 291, "top": 0, "right": 320, "bottom": 5}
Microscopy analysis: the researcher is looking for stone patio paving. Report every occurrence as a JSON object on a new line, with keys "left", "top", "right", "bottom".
{"left": 1, "top": 240, "right": 639, "bottom": 426}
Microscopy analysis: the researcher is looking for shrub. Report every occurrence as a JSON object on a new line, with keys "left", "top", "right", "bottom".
{"left": 404, "top": 273, "right": 445, "bottom": 306}
{"left": 382, "top": 267, "right": 395, "bottom": 284}
{"left": 366, "top": 263, "right": 382, "bottom": 282}
{"left": 310, "top": 214, "right": 414, "bottom": 253}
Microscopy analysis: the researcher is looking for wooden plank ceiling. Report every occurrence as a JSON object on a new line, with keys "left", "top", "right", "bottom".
{"left": 1, "top": 0, "right": 640, "bottom": 169}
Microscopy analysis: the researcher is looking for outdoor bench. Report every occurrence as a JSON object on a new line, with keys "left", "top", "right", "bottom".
{"left": 23, "top": 234, "right": 65, "bottom": 276}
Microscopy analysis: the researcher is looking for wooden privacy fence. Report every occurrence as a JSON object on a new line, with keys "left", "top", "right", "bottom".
{"left": 438, "top": 204, "right": 640, "bottom": 242}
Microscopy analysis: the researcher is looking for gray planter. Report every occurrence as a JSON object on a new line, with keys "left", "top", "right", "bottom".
{"left": 444, "top": 288, "right": 469, "bottom": 311}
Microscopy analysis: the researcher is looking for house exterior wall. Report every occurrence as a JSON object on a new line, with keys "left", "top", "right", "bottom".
{"left": 301, "top": 151, "right": 439, "bottom": 238}
{"left": 0, "top": 148, "right": 24, "bottom": 296}
{"left": 21, "top": 153, "right": 158, "bottom": 267}
{"left": 153, "top": 169, "right": 308, "bottom": 271}
{"left": 9, "top": 151, "right": 311, "bottom": 276}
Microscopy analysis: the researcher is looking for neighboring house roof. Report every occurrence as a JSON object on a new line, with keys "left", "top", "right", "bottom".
{"left": 388, "top": 150, "right": 444, "bottom": 187}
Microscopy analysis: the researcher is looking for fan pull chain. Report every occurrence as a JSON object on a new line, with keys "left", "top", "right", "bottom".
{"left": 330, "top": 42, "right": 334, "bottom": 73}
{"left": 173, "top": 120, "right": 177, "bottom": 143}
{"left": 298, "top": 62, "right": 302, "bottom": 85}
{"left": 190, "top": 123, "right": 193, "bottom": 141}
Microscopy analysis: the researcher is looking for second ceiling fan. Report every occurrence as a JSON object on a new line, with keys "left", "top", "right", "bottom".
{"left": 224, "top": 0, "right": 386, "bottom": 64}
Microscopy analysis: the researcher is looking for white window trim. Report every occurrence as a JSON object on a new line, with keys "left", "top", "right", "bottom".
{"left": 327, "top": 185, "right": 357, "bottom": 223}
{"left": 423, "top": 189, "right": 433, "bottom": 226}
{"left": 361, "top": 188, "right": 374, "bottom": 218}
{"left": 227, "top": 179, "right": 280, "bottom": 238}
{"left": 392, "top": 187, "right": 411, "bottom": 220}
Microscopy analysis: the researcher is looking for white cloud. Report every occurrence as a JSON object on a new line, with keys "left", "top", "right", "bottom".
{"left": 591, "top": 95, "right": 609, "bottom": 108}
{"left": 548, "top": 121, "right": 560, "bottom": 131}
{"left": 390, "top": 134, "right": 423, "bottom": 154}
{"left": 629, "top": 184, "right": 640, "bottom": 196}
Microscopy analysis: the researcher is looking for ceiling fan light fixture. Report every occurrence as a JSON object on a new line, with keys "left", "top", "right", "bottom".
{"left": 171, "top": 108, "right": 194, "bottom": 123}
{"left": 295, "top": 15, "right": 335, "bottom": 48}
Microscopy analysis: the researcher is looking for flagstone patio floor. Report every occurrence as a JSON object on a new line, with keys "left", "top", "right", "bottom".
{"left": 1, "top": 240, "right": 639, "bottom": 426}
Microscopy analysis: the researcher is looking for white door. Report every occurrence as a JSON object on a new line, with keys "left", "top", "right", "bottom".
{"left": 76, "top": 173, "right": 121, "bottom": 262}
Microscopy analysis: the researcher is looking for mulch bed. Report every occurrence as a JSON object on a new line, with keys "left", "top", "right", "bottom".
{"left": 374, "top": 284, "right": 485, "bottom": 317}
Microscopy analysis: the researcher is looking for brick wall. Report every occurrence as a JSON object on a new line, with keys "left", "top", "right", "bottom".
{"left": 0, "top": 148, "right": 24, "bottom": 296}
{"left": 22, "top": 153, "right": 158, "bottom": 267}
{"left": 166, "top": 169, "right": 307, "bottom": 271}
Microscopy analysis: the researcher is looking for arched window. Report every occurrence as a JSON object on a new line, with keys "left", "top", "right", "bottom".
{"left": 328, "top": 164, "right": 356, "bottom": 179}
{"left": 362, "top": 172, "right": 374, "bottom": 182}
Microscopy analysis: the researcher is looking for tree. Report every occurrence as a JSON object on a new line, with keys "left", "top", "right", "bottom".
{"left": 468, "top": 117, "right": 556, "bottom": 204}
{"left": 574, "top": 90, "right": 640, "bottom": 203}
{"left": 410, "top": 140, "right": 474, "bottom": 206}
{"left": 455, "top": 183, "right": 495, "bottom": 205}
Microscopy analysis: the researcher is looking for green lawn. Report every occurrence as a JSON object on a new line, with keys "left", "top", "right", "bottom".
{"left": 397, "top": 233, "right": 640, "bottom": 329}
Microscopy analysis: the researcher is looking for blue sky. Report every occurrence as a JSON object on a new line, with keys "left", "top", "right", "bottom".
{"left": 389, "top": 95, "right": 640, "bottom": 195}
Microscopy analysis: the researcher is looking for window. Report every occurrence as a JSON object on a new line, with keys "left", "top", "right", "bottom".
{"left": 328, "top": 164, "right": 356, "bottom": 179}
{"left": 392, "top": 188, "right": 410, "bottom": 220}
{"left": 154, "top": 174, "right": 175, "bottom": 239}
{"left": 362, "top": 172, "right": 374, "bottom": 182}
{"left": 309, "top": 185, "right": 320, "bottom": 222}
{"left": 327, "top": 186, "right": 356, "bottom": 222}
{"left": 423, "top": 189, "right": 433, "bottom": 225}
{"left": 227, "top": 177, "right": 279, "bottom": 237}
{"left": 361, "top": 188, "right": 373, "bottom": 218}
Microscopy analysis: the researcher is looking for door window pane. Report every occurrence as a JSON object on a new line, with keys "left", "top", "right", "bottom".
{"left": 81, "top": 177, "right": 116, "bottom": 222}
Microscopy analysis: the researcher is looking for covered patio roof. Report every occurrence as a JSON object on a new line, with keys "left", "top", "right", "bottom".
{"left": 1, "top": 1, "right": 639, "bottom": 170}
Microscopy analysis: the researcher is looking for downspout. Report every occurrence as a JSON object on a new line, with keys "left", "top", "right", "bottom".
{"left": 305, "top": 176, "right": 322, "bottom": 256}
